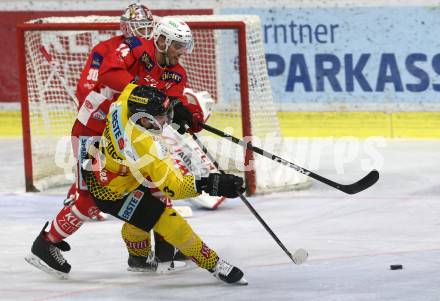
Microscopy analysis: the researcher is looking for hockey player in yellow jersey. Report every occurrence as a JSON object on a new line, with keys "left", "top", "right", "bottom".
{"left": 84, "top": 83, "right": 247, "bottom": 285}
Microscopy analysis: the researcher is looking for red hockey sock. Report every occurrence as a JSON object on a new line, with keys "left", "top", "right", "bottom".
{"left": 47, "top": 205, "right": 86, "bottom": 243}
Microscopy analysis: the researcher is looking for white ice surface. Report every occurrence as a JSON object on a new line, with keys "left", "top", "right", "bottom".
{"left": 0, "top": 137, "right": 440, "bottom": 301}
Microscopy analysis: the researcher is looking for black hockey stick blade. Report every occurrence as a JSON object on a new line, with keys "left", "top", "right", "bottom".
{"left": 336, "top": 169, "right": 379, "bottom": 194}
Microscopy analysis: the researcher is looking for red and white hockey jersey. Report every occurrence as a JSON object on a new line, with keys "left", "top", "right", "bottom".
{"left": 76, "top": 35, "right": 125, "bottom": 106}
{"left": 76, "top": 36, "right": 188, "bottom": 135}
{"left": 75, "top": 35, "right": 125, "bottom": 135}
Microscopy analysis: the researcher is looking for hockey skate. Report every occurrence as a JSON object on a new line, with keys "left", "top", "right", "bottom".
{"left": 209, "top": 258, "right": 248, "bottom": 285}
{"left": 127, "top": 254, "right": 187, "bottom": 274}
{"left": 155, "top": 236, "right": 188, "bottom": 262}
{"left": 25, "top": 222, "right": 71, "bottom": 279}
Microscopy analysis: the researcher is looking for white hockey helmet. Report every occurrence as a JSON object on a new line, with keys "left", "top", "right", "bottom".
{"left": 120, "top": 3, "right": 155, "bottom": 39}
{"left": 153, "top": 17, "right": 194, "bottom": 54}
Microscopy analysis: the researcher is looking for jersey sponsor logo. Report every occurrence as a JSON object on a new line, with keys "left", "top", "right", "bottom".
{"left": 85, "top": 100, "right": 94, "bottom": 110}
{"left": 124, "top": 36, "right": 142, "bottom": 49}
{"left": 141, "top": 52, "right": 155, "bottom": 71}
{"left": 79, "top": 137, "right": 88, "bottom": 161}
{"left": 160, "top": 71, "right": 182, "bottom": 84}
{"left": 200, "top": 242, "right": 211, "bottom": 259}
{"left": 78, "top": 136, "right": 93, "bottom": 190}
{"left": 118, "top": 189, "right": 144, "bottom": 220}
{"left": 124, "top": 239, "right": 149, "bottom": 249}
{"left": 134, "top": 190, "right": 143, "bottom": 199}
{"left": 90, "top": 52, "right": 104, "bottom": 68}
{"left": 111, "top": 110, "right": 123, "bottom": 140}
{"left": 175, "top": 159, "right": 190, "bottom": 175}
{"left": 87, "top": 206, "right": 100, "bottom": 218}
{"left": 92, "top": 109, "right": 106, "bottom": 120}
{"left": 176, "top": 151, "right": 194, "bottom": 171}
{"left": 103, "top": 127, "right": 123, "bottom": 160}
{"left": 142, "top": 74, "right": 159, "bottom": 87}
{"left": 83, "top": 82, "right": 95, "bottom": 90}
{"left": 111, "top": 108, "right": 127, "bottom": 154}
{"left": 99, "top": 169, "right": 109, "bottom": 185}
{"left": 118, "top": 138, "right": 125, "bottom": 150}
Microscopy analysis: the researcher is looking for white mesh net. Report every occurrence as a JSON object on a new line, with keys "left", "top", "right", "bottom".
{"left": 21, "top": 15, "right": 310, "bottom": 193}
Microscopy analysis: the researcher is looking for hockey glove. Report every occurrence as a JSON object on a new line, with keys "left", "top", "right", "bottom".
{"left": 184, "top": 100, "right": 204, "bottom": 133}
{"left": 171, "top": 97, "right": 204, "bottom": 134}
{"left": 196, "top": 173, "right": 245, "bottom": 198}
{"left": 172, "top": 100, "right": 193, "bottom": 134}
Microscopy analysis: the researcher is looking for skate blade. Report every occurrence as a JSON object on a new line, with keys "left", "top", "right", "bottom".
{"left": 127, "top": 260, "right": 187, "bottom": 274}
{"left": 234, "top": 277, "right": 248, "bottom": 286}
{"left": 25, "top": 253, "right": 69, "bottom": 279}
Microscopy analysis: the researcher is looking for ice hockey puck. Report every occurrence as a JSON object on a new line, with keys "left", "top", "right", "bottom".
{"left": 390, "top": 264, "right": 403, "bottom": 270}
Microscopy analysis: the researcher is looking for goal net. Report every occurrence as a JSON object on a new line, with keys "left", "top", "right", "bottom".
{"left": 17, "top": 15, "right": 310, "bottom": 194}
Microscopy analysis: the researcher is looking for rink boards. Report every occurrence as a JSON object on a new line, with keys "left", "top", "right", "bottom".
{"left": 2, "top": 110, "right": 440, "bottom": 138}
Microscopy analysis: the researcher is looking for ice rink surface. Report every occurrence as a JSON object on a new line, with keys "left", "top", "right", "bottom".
{"left": 0, "top": 137, "right": 439, "bottom": 301}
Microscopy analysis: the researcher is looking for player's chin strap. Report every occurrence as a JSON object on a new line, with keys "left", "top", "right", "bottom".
{"left": 165, "top": 54, "right": 171, "bottom": 67}
{"left": 187, "top": 126, "right": 308, "bottom": 265}
{"left": 154, "top": 41, "right": 171, "bottom": 67}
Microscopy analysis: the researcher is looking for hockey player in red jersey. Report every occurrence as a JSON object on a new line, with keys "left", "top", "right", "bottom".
{"left": 25, "top": 6, "right": 203, "bottom": 277}
{"left": 62, "top": 4, "right": 155, "bottom": 222}
{"left": 97, "top": 15, "right": 203, "bottom": 134}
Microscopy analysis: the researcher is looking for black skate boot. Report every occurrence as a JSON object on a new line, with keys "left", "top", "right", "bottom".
{"left": 127, "top": 253, "right": 187, "bottom": 274}
{"left": 25, "top": 222, "right": 71, "bottom": 279}
{"left": 209, "top": 258, "right": 248, "bottom": 285}
{"left": 127, "top": 254, "right": 159, "bottom": 272}
{"left": 155, "top": 235, "right": 188, "bottom": 262}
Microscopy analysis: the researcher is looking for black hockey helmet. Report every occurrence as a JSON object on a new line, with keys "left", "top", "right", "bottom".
{"left": 127, "top": 85, "right": 171, "bottom": 116}
{"left": 127, "top": 85, "right": 173, "bottom": 132}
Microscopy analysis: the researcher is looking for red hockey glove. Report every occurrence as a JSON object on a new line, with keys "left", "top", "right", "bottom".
{"left": 185, "top": 101, "right": 204, "bottom": 133}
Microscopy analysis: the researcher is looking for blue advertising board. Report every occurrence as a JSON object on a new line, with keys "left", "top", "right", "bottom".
{"left": 220, "top": 7, "right": 440, "bottom": 111}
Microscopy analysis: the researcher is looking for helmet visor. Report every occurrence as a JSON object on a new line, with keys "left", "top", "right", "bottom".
{"left": 131, "top": 104, "right": 174, "bottom": 133}
{"left": 172, "top": 40, "right": 194, "bottom": 54}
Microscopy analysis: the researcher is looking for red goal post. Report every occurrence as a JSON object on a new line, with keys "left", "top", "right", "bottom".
{"left": 17, "top": 15, "right": 310, "bottom": 194}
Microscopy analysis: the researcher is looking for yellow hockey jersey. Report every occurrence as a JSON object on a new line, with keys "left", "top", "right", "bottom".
{"left": 92, "top": 83, "right": 201, "bottom": 200}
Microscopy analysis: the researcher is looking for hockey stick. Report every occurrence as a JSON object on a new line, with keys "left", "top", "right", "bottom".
{"left": 200, "top": 123, "right": 379, "bottom": 195}
{"left": 189, "top": 130, "right": 308, "bottom": 265}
